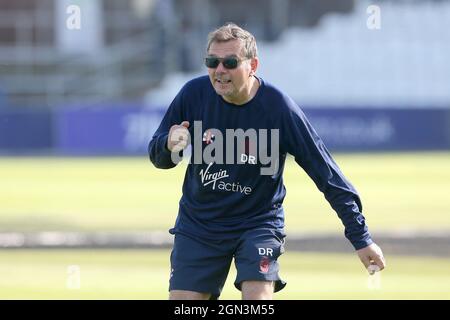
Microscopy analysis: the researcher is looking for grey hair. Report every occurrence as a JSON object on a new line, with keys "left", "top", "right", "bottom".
{"left": 206, "top": 22, "right": 258, "bottom": 58}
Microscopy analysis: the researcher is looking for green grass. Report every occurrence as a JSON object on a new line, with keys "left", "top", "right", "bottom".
{"left": 0, "top": 249, "right": 449, "bottom": 299}
{"left": 0, "top": 152, "right": 449, "bottom": 233}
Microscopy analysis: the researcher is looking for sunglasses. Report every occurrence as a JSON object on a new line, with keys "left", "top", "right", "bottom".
{"left": 204, "top": 56, "right": 248, "bottom": 69}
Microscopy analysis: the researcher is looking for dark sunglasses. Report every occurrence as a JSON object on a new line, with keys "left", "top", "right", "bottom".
{"left": 204, "top": 56, "right": 248, "bottom": 69}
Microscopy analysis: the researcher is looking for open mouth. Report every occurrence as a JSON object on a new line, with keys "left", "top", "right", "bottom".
{"left": 216, "top": 79, "right": 231, "bottom": 84}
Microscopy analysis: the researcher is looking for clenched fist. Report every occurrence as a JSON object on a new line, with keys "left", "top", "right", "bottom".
{"left": 167, "top": 121, "right": 190, "bottom": 152}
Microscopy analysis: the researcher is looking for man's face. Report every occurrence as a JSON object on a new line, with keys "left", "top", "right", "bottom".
{"left": 206, "top": 40, "right": 258, "bottom": 104}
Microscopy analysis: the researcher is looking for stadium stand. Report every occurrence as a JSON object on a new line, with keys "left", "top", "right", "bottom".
{"left": 0, "top": 0, "right": 449, "bottom": 108}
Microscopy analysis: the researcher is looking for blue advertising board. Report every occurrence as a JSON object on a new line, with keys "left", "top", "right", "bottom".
{"left": 1, "top": 105, "right": 449, "bottom": 154}
{"left": 0, "top": 109, "right": 53, "bottom": 152}
{"left": 304, "top": 108, "right": 450, "bottom": 151}
{"left": 55, "top": 107, "right": 163, "bottom": 155}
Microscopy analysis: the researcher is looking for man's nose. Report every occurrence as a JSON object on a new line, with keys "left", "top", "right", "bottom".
{"left": 215, "top": 61, "right": 227, "bottom": 73}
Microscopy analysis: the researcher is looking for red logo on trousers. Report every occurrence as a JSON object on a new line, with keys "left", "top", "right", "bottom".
{"left": 259, "top": 256, "right": 270, "bottom": 273}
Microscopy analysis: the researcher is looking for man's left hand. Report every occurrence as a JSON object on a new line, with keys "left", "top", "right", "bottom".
{"left": 356, "top": 243, "right": 386, "bottom": 274}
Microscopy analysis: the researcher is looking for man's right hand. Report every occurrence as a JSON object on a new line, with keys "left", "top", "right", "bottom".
{"left": 167, "top": 121, "right": 190, "bottom": 152}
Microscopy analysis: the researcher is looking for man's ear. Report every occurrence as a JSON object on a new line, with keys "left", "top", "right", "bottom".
{"left": 249, "top": 57, "right": 259, "bottom": 76}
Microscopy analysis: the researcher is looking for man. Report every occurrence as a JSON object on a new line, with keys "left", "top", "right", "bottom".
{"left": 148, "top": 23, "right": 385, "bottom": 300}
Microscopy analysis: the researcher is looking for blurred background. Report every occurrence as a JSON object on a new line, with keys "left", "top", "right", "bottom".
{"left": 0, "top": 0, "right": 449, "bottom": 299}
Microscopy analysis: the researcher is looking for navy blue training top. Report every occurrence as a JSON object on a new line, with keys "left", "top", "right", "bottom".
{"left": 148, "top": 75, "right": 373, "bottom": 250}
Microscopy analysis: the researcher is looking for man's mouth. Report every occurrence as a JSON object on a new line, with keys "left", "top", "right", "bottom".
{"left": 216, "top": 79, "right": 231, "bottom": 84}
